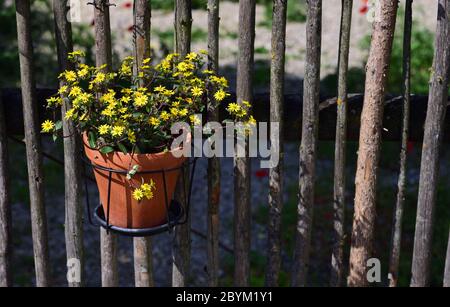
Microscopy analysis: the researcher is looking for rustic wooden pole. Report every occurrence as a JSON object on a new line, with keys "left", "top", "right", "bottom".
{"left": 388, "top": 0, "right": 412, "bottom": 288}
{"left": 292, "top": 0, "right": 322, "bottom": 287}
{"left": 172, "top": 0, "right": 192, "bottom": 287}
{"left": 206, "top": 0, "right": 221, "bottom": 287}
{"left": 330, "top": 0, "right": 352, "bottom": 288}
{"left": 0, "top": 92, "right": 12, "bottom": 287}
{"left": 132, "top": 0, "right": 154, "bottom": 288}
{"left": 411, "top": 0, "right": 450, "bottom": 287}
{"left": 348, "top": 0, "right": 398, "bottom": 287}
{"left": 265, "top": 0, "right": 287, "bottom": 287}
{"left": 15, "top": 0, "right": 51, "bottom": 287}
{"left": 445, "top": 229, "right": 450, "bottom": 287}
{"left": 53, "top": 0, "right": 84, "bottom": 287}
{"left": 234, "top": 0, "right": 255, "bottom": 287}
{"left": 93, "top": 0, "right": 118, "bottom": 287}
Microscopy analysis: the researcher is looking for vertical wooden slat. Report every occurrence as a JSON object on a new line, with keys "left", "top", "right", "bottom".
{"left": 53, "top": 0, "right": 84, "bottom": 287}
{"left": 265, "top": 0, "right": 287, "bottom": 287}
{"left": 234, "top": 0, "right": 255, "bottom": 287}
{"left": 93, "top": 0, "right": 118, "bottom": 287}
{"left": 15, "top": 0, "right": 51, "bottom": 287}
{"left": 0, "top": 92, "right": 12, "bottom": 287}
{"left": 206, "top": 0, "right": 220, "bottom": 287}
{"left": 348, "top": 0, "right": 398, "bottom": 287}
{"left": 411, "top": 0, "right": 450, "bottom": 287}
{"left": 132, "top": 0, "right": 154, "bottom": 288}
{"left": 389, "top": 0, "right": 412, "bottom": 288}
{"left": 292, "top": 0, "right": 322, "bottom": 287}
{"left": 330, "top": 0, "right": 352, "bottom": 287}
{"left": 172, "top": 0, "right": 192, "bottom": 287}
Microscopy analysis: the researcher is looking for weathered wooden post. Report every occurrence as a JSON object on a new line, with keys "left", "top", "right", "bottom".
{"left": 0, "top": 91, "right": 12, "bottom": 287}
{"left": 206, "top": 0, "right": 220, "bottom": 287}
{"left": 133, "top": 0, "right": 154, "bottom": 287}
{"left": 53, "top": 0, "right": 84, "bottom": 287}
{"left": 411, "top": 0, "right": 450, "bottom": 287}
{"left": 93, "top": 0, "right": 118, "bottom": 287}
{"left": 15, "top": 0, "right": 51, "bottom": 287}
{"left": 389, "top": 0, "right": 412, "bottom": 288}
{"left": 265, "top": 0, "right": 287, "bottom": 287}
{"left": 172, "top": 0, "right": 192, "bottom": 287}
{"left": 444, "top": 229, "right": 450, "bottom": 287}
{"left": 348, "top": 0, "right": 398, "bottom": 287}
{"left": 330, "top": 0, "right": 352, "bottom": 287}
{"left": 292, "top": 0, "right": 322, "bottom": 287}
{"left": 234, "top": 0, "right": 255, "bottom": 287}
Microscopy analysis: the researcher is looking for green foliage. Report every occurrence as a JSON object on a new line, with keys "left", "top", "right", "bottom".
{"left": 151, "top": 0, "right": 207, "bottom": 11}
{"left": 259, "top": 0, "right": 307, "bottom": 28}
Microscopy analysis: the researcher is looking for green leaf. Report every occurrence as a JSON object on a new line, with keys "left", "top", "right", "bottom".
{"left": 54, "top": 120, "right": 63, "bottom": 130}
{"left": 52, "top": 133, "right": 58, "bottom": 142}
{"left": 117, "top": 142, "right": 128, "bottom": 155}
{"left": 99, "top": 146, "right": 114, "bottom": 154}
{"left": 88, "top": 131, "right": 96, "bottom": 148}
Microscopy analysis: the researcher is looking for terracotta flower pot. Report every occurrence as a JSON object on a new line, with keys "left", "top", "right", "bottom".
{"left": 83, "top": 133, "right": 190, "bottom": 229}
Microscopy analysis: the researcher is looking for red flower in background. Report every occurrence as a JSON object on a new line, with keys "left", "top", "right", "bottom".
{"left": 407, "top": 141, "right": 415, "bottom": 154}
{"left": 254, "top": 169, "right": 269, "bottom": 179}
{"left": 123, "top": 2, "right": 132, "bottom": 9}
{"left": 359, "top": 0, "right": 369, "bottom": 14}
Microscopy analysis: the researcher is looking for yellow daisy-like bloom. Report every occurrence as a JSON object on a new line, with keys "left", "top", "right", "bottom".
{"left": 58, "top": 85, "right": 68, "bottom": 95}
{"left": 214, "top": 89, "right": 227, "bottom": 101}
{"left": 227, "top": 103, "right": 241, "bottom": 114}
{"left": 121, "top": 96, "right": 131, "bottom": 104}
{"left": 77, "top": 67, "right": 89, "bottom": 79}
{"left": 69, "top": 86, "right": 82, "bottom": 98}
{"left": 163, "top": 89, "right": 175, "bottom": 97}
{"left": 141, "top": 180, "right": 155, "bottom": 199}
{"left": 111, "top": 125, "right": 125, "bottom": 137}
{"left": 41, "top": 120, "right": 54, "bottom": 133}
{"left": 142, "top": 58, "right": 151, "bottom": 64}
{"left": 98, "top": 124, "right": 110, "bottom": 135}
{"left": 134, "top": 93, "right": 148, "bottom": 107}
{"left": 46, "top": 97, "right": 62, "bottom": 106}
{"left": 101, "top": 108, "right": 116, "bottom": 117}
{"left": 149, "top": 117, "right": 160, "bottom": 127}
{"left": 160, "top": 111, "right": 170, "bottom": 121}
{"left": 189, "top": 115, "right": 201, "bottom": 125}
{"left": 186, "top": 52, "right": 198, "bottom": 61}
{"left": 178, "top": 108, "right": 188, "bottom": 117}
{"left": 63, "top": 70, "right": 77, "bottom": 82}
{"left": 154, "top": 85, "right": 166, "bottom": 93}
{"left": 133, "top": 188, "right": 144, "bottom": 201}
{"left": 127, "top": 130, "right": 136, "bottom": 144}
{"left": 170, "top": 107, "right": 179, "bottom": 117}
{"left": 64, "top": 108, "right": 75, "bottom": 120}
{"left": 93, "top": 72, "right": 106, "bottom": 84}
{"left": 191, "top": 86, "right": 203, "bottom": 97}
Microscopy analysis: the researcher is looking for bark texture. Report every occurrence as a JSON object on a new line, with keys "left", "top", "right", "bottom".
{"left": 330, "top": 0, "right": 352, "bottom": 287}
{"left": 172, "top": 0, "right": 192, "bottom": 287}
{"left": 0, "top": 92, "right": 11, "bottom": 287}
{"left": 15, "top": 0, "right": 51, "bottom": 287}
{"left": 93, "top": 0, "right": 118, "bottom": 287}
{"left": 265, "top": 0, "right": 287, "bottom": 287}
{"left": 53, "top": 0, "right": 84, "bottom": 287}
{"left": 348, "top": 0, "right": 398, "bottom": 287}
{"left": 234, "top": 0, "right": 255, "bottom": 287}
{"left": 132, "top": 0, "right": 154, "bottom": 288}
{"left": 411, "top": 0, "right": 450, "bottom": 287}
{"left": 444, "top": 229, "right": 450, "bottom": 287}
{"left": 206, "top": 0, "right": 221, "bottom": 287}
{"left": 389, "top": 0, "right": 412, "bottom": 288}
{"left": 292, "top": 0, "right": 322, "bottom": 287}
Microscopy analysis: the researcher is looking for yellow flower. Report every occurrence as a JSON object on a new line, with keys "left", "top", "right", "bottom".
{"left": 149, "top": 117, "right": 160, "bottom": 127}
{"left": 120, "top": 63, "right": 132, "bottom": 76}
{"left": 178, "top": 108, "right": 188, "bottom": 117}
{"left": 127, "top": 130, "right": 136, "bottom": 144}
{"left": 101, "top": 108, "right": 116, "bottom": 117}
{"left": 77, "top": 67, "right": 89, "bottom": 79}
{"left": 46, "top": 97, "right": 62, "bottom": 106}
{"left": 142, "top": 58, "right": 151, "bottom": 64}
{"left": 63, "top": 70, "right": 77, "bottom": 82}
{"left": 93, "top": 72, "right": 106, "bottom": 84}
{"left": 170, "top": 107, "right": 179, "bottom": 116}
{"left": 186, "top": 52, "right": 198, "bottom": 61}
{"left": 189, "top": 115, "right": 201, "bottom": 125}
{"left": 58, "top": 85, "right": 68, "bottom": 95}
{"left": 69, "top": 86, "right": 82, "bottom": 98}
{"left": 68, "top": 50, "right": 85, "bottom": 60}
{"left": 98, "top": 124, "right": 110, "bottom": 135}
{"left": 160, "top": 111, "right": 170, "bottom": 121}
{"left": 214, "top": 89, "right": 227, "bottom": 101}
{"left": 133, "top": 188, "right": 144, "bottom": 201}
{"left": 199, "top": 49, "right": 208, "bottom": 55}
{"left": 163, "top": 89, "right": 175, "bottom": 97}
{"left": 227, "top": 103, "right": 241, "bottom": 114}
{"left": 141, "top": 180, "right": 155, "bottom": 199}
{"left": 41, "top": 120, "right": 54, "bottom": 133}
{"left": 111, "top": 125, "right": 125, "bottom": 137}
{"left": 154, "top": 85, "right": 166, "bottom": 93}
{"left": 121, "top": 96, "right": 131, "bottom": 104}
{"left": 64, "top": 108, "right": 75, "bottom": 120}
{"left": 134, "top": 93, "right": 148, "bottom": 107}
{"left": 242, "top": 100, "right": 251, "bottom": 108}
{"left": 191, "top": 86, "right": 203, "bottom": 97}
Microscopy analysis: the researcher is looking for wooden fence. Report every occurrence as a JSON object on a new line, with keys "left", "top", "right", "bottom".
{"left": 1, "top": 0, "right": 450, "bottom": 287}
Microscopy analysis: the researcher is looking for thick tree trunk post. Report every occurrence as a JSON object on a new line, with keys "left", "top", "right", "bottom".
{"left": 265, "top": 0, "right": 287, "bottom": 287}
{"left": 445, "top": 229, "right": 450, "bottom": 287}
{"left": 132, "top": 0, "right": 154, "bottom": 288}
{"left": 172, "top": 0, "right": 192, "bottom": 287}
{"left": 15, "top": 0, "right": 51, "bottom": 287}
{"left": 292, "top": 0, "right": 322, "bottom": 287}
{"left": 206, "top": 0, "right": 220, "bottom": 287}
{"left": 411, "top": 0, "right": 450, "bottom": 287}
{"left": 53, "top": 0, "right": 84, "bottom": 287}
{"left": 330, "top": 0, "right": 352, "bottom": 288}
{"left": 388, "top": 0, "right": 412, "bottom": 288}
{"left": 348, "top": 0, "right": 398, "bottom": 287}
{"left": 93, "top": 0, "right": 118, "bottom": 287}
{"left": 234, "top": 0, "right": 255, "bottom": 287}
{"left": 0, "top": 92, "right": 12, "bottom": 287}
